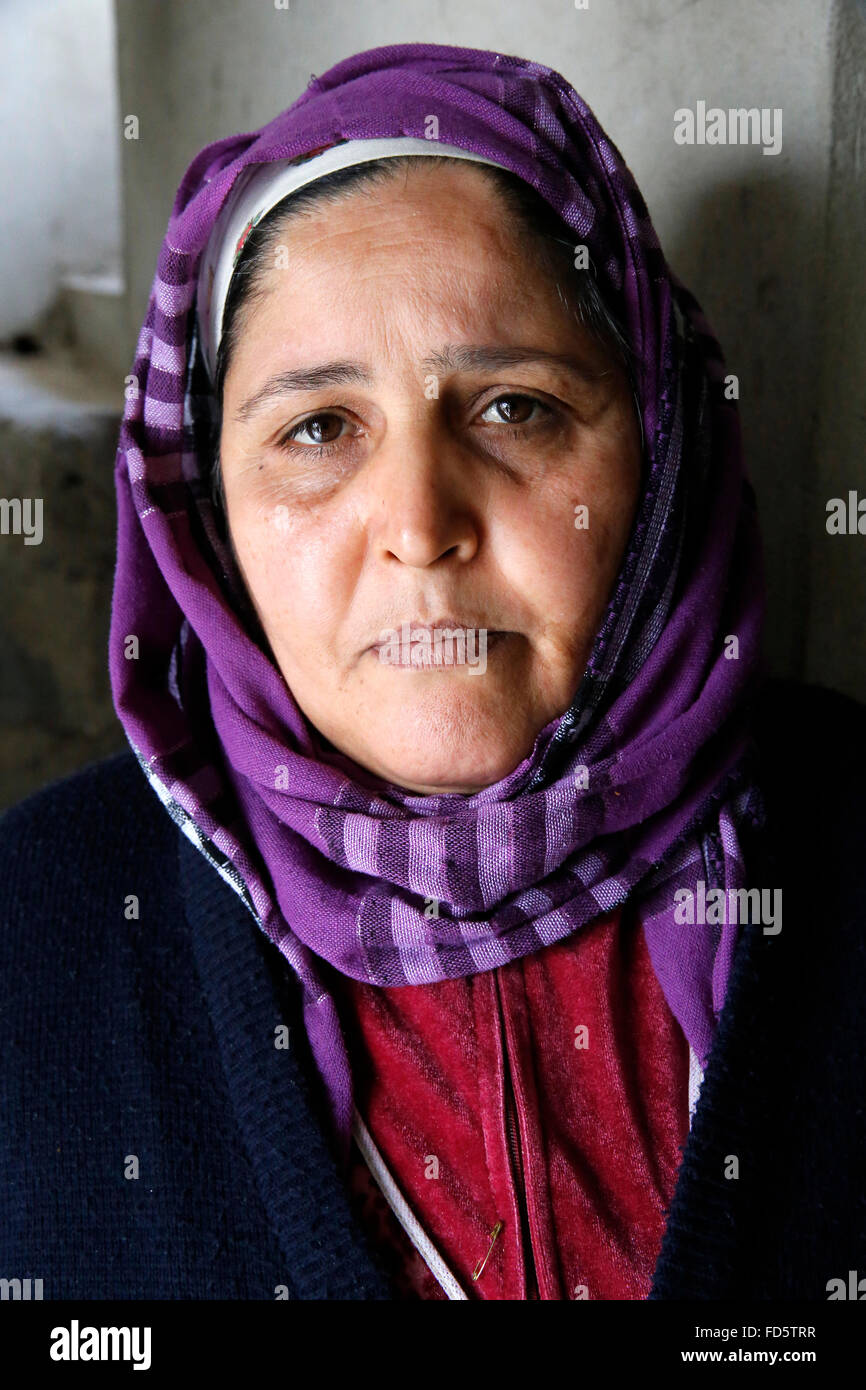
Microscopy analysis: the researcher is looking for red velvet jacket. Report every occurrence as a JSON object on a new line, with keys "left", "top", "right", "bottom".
{"left": 334, "top": 903, "right": 691, "bottom": 1299}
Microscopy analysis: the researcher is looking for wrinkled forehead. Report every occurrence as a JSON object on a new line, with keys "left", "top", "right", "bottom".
{"left": 196, "top": 137, "right": 511, "bottom": 385}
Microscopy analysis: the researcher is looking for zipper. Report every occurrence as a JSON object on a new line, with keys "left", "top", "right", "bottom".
{"left": 491, "top": 968, "right": 540, "bottom": 1300}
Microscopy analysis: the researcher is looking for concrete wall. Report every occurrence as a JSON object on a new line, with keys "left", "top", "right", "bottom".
{"left": 0, "top": 0, "right": 122, "bottom": 338}
{"left": 0, "top": 0, "right": 126, "bottom": 810}
{"left": 806, "top": 0, "right": 866, "bottom": 702}
{"left": 0, "top": 379, "right": 122, "bottom": 808}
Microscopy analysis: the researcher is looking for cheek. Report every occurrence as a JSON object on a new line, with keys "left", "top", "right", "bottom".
{"left": 227, "top": 495, "right": 358, "bottom": 656}
{"left": 566, "top": 424, "right": 641, "bottom": 593}
{"left": 494, "top": 439, "right": 639, "bottom": 629}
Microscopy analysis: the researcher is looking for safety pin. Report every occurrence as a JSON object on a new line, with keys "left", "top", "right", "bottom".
{"left": 472, "top": 1220, "right": 503, "bottom": 1281}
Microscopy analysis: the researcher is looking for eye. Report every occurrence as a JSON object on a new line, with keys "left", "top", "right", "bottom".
{"left": 478, "top": 393, "right": 552, "bottom": 428}
{"left": 276, "top": 412, "right": 351, "bottom": 453}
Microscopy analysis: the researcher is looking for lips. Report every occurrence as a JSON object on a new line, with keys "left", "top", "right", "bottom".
{"left": 370, "top": 617, "right": 485, "bottom": 641}
{"left": 368, "top": 620, "right": 509, "bottom": 670}
{"left": 371, "top": 622, "right": 479, "bottom": 644}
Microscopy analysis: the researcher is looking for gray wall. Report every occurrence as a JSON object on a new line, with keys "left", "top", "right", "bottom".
{"left": 807, "top": 0, "right": 866, "bottom": 700}
{"left": 0, "top": 0, "right": 121, "bottom": 336}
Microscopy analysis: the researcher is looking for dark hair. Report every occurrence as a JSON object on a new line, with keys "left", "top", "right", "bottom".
{"left": 203, "top": 155, "right": 638, "bottom": 519}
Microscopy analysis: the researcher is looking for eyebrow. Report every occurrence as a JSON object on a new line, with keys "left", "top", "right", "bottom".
{"left": 233, "top": 345, "right": 610, "bottom": 423}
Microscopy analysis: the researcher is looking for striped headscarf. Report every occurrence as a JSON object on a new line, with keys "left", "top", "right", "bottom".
{"left": 110, "top": 42, "right": 768, "bottom": 1161}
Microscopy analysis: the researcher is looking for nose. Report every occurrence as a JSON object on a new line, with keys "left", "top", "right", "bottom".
{"left": 368, "top": 410, "right": 480, "bottom": 568}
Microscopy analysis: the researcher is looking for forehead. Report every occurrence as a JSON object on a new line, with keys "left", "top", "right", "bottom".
{"left": 274, "top": 165, "right": 532, "bottom": 281}
{"left": 282, "top": 157, "right": 520, "bottom": 235}
{"left": 229, "top": 163, "right": 568, "bottom": 350}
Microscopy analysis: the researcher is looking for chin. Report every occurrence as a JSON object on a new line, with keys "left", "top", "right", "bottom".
{"left": 363, "top": 716, "right": 534, "bottom": 795}
{"left": 380, "top": 757, "right": 519, "bottom": 795}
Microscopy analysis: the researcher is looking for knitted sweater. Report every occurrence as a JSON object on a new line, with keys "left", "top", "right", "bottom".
{"left": 1, "top": 677, "right": 864, "bottom": 1299}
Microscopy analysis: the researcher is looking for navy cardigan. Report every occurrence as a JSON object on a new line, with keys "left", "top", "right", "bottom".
{"left": 1, "top": 677, "right": 864, "bottom": 1300}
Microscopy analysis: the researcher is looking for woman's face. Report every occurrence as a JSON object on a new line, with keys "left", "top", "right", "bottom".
{"left": 218, "top": 162, "right": 642, "bottom": 794}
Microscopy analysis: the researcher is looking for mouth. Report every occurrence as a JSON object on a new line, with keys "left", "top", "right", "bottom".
{"left": 367, "top": 621, "right": 512, "bottom": 671}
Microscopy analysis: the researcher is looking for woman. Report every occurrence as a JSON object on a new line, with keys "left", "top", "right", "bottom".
{"left": 1, "top": 41, "right": 864, "bottom": 1303}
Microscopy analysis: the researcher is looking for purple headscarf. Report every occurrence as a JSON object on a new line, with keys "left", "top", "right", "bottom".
{"left": 110, "top": 41, "right": 768, "bottom": 1162}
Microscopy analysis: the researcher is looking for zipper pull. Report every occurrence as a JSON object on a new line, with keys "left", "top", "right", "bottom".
{"left": 472, "top": 1220, "right": 503, "bottom": 1282}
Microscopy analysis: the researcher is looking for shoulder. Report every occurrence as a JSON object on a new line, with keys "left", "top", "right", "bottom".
{"left": 747, "top": 677, "right": 866, "bottom": 966}
{"left": 751, "top": 675, "right": 866, "bottom": 814}
{"left": 0, "top": 751, "right": 288, "bottom": 1297}
{"left": 0, "top": 748, "right": 184, "bottom": 973}
{"left": 0, "top": 747, "right": 174, "bottom": 892}
{"left": 752, "top": 674, "right": 866, "bottom": 754}
{"left": 0, "top": 744, "right": 159, "bottom": 834}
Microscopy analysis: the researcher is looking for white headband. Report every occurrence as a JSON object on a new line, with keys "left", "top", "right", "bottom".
{"left": 195, "top": 136, "right": 507, "bottom": 383}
